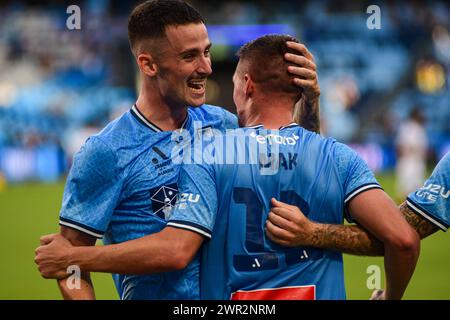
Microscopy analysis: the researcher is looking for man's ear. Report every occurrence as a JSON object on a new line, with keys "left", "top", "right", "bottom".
{"left": 244, "top": 73, "right": 254, "bottom": 97}
{"left": 137, "top": 53, "right": 158, "bottom": 77}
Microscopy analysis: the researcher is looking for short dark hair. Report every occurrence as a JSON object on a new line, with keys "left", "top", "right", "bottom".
{"left": 128, "top": 0, "right": 204, "bottom": 54}
{"left": 237, "top": 34, "right": 302, "bottom": 100}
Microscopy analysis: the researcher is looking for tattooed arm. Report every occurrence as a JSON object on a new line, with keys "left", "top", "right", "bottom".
{"left": 266, "top": 200, "right": 437, "bottom": 256}
{"left": 298, "top": 221, "right": 384, "bottom": 256}
{"left": 304, "top": 202, "right": 436, "bottom": 256}
{"left": 294, "top": 98, "right": 321, "bottom": 134}
{"left": 267, "top": 191, "right": 420, "bottom": 300}
{"left": 399, "top": 202, "right": 439, "bottom": 239}
{"left": 285, "top": 41, "right": 321, "bottom": 134}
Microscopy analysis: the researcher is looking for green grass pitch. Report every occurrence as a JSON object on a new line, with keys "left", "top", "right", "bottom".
{"left": 0, "top": 173, "right": 448, "bottom": 300}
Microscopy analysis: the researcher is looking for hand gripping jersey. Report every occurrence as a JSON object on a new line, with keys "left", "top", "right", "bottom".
{"left": 59, "top": 104, "right": 238, "bottom": 299}
{"left": 169, "top": 124, "right": 382, "bottom": 300}
{"left": 407, "top": 152, "right": 450, "bottom": 231}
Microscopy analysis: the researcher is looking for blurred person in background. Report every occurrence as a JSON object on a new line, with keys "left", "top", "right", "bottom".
{"left": 396, "top": 107, "right": 428, "bottom": 199}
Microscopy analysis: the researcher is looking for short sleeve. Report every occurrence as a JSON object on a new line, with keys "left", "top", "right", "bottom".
{"left": 167, "top": 152, "right": 218, "bottom": 239}
{"left": 333, "top": 142, "right": 383, "bottom": 222}
{"left": 406, "top": 152, "right": 450, "bottom": 231}
{"left": 59, "top": 137, "right": 123, "bottom": 238}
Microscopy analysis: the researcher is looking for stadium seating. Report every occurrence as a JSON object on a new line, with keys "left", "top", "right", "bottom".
{"left": 0, "top": 0, "right": 448, "bottom": 181}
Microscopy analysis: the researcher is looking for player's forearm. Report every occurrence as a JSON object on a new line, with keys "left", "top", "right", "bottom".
{"left": 295, "top": 97, "right": 320, "bottom": 134}
{"left": 305, "top": 203, "right": 436, "bottom": 257}
{"left": 68, "top": 234, "right": 186, "bottom": 275}
{"left": 398, "top": 201, "right": 438, "bottom": 239}
{"left": 308, "top": 223, "right": 384, "bottom": 256}
{"left": 383, "top": 238, "right": 420, "bottom": 300}
{"left": 57, "top": 273, "right": 95, "bottom": 300}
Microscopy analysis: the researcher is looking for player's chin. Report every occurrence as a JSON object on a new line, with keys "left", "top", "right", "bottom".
{"left": 187, "top": 95, "right": 206, "bottom": 108}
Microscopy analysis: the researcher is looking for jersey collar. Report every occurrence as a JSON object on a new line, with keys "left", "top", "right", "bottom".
{"left": 243, "top": 122, "right": 298, "bottom": 130}
{"left": 279, "top": 122, "right": 299, "bottom": 130}
{"left": 244, "top": 123, "right": 264, "bottom": 129}
{"left": 131, "top": 104, "right": 189, "bottom": 132}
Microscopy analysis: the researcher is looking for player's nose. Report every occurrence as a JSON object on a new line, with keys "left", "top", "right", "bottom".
{"left": 197, "top": 56, "right": 212, "bottom": 76}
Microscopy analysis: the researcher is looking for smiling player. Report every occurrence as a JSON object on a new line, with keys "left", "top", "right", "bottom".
{"left": 35, "top": 35, "right": 418, "bottom": 300}
{"left": 34, "top": 0, "right": 320, "bottom": 300}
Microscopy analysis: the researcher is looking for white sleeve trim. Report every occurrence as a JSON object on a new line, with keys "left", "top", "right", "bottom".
{"left": 406, "top": 200, "right": 448, "bottom": 231}
{"left": 344, "top": 183, "right": 383, "bottom": 204}
{"left": 59, "top": 220, "right": 104, "bottom": 239}
{"left": 166, "top": 222, "right": 212, "bottom": 239}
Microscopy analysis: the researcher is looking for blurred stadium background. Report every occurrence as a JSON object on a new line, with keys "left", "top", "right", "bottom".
{"left": 0, "top": 0, "right": 449, "bottom": 299}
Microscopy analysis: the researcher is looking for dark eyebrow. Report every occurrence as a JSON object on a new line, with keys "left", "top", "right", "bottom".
{"left": 180, "top": 43, "right": 212, "bottom": 56}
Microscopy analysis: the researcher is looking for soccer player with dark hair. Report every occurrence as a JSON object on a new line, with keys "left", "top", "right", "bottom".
{"left": 34, "top": 0, "right": 320, "bottom": 300}
{"left": 35, "top": 34, "right": 418, "bottom": 300}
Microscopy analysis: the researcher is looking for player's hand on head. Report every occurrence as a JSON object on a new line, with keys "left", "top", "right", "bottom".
{"left": 285, "top": 41, "right": 320, "bottom": 102}
{"left": 265, "top": 198, "right": 315, "bottom": 247}
{"left": 34, "top": 234, "right": 73, "bottom": 280}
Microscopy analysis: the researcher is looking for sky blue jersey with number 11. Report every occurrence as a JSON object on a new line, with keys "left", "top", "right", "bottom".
{"left": 168, "top": 124, "right": 382, "bottom": 300}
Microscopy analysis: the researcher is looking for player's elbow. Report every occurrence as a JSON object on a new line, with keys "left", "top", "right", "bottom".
{"left": 169, "top": 254, "right": 190, "bottom": 271}
{"left": 169, "top": 243, "right": 197, "bottom": 271}
{"left": 385, "top": 226, "right": 420, "bottom": 257}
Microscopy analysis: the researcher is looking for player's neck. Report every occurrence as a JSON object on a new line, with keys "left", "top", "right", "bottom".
{"left": 135, "top": 86, "right": 188, "bottom": 131}
{"left": 242, "top": 99, "right": 295, "bottom": 129}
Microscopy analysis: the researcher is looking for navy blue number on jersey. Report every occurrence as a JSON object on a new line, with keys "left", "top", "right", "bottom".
{"left": 233, "top": 187, "right": 323, "bottom": 272}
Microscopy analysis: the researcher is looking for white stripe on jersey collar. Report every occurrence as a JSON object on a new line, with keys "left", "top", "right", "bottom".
{"left": 279, "top": 122, "right": 299, "bottom": 130}
{"left": 244, "top": 122, "right": 299, "bottom": 130}
{"left": 131, "top": 104, "right": 188, "bottom": 132}
{"left": 245, "top": 124, "right": 264, "bottom": 129}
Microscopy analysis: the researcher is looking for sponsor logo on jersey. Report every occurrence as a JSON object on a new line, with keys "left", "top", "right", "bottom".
{"left": 415, "top": 182, "right": 449, "bottom": 202}
{"left": 174, "top": 192, "right": 201, "bottom": 210}
{"left": 249, "top": 132, "right": 299, "bottom": 145}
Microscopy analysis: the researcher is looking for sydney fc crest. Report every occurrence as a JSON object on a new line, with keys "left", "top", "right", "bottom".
{"left": 150, "top": 183, "right": 178, "bottom": 220}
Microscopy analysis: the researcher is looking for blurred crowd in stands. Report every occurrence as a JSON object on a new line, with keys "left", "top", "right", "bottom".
{"left": 0, "top": 0, "right": 449, "bottom": 184}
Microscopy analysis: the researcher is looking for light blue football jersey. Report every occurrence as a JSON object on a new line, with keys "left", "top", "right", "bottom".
{"left": 169, "top": 124, "right": 382, "bottom": 300}
{"left": 59, "top": 103, "right": 237, "bottom": 300}
{"left": 407, "top": 152, "right": 450, "bottom": 231}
